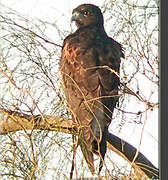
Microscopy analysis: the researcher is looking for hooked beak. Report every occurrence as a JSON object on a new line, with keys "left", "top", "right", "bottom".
{"left": 71, "top": 11, "right": 83, "bottom": 22}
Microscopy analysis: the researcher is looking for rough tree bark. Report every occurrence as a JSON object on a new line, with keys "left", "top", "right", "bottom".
{"left": 0, "top": 108, "right": 159, "bottom": 179}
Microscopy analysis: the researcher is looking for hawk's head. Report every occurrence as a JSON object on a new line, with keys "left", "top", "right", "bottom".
{"left": 71, "top": 4, "right": 104, "bottom": 28}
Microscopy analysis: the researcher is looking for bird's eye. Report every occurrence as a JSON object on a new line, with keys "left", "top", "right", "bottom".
{"left": 83, "top": 10, "right": 90, "bottom": 16}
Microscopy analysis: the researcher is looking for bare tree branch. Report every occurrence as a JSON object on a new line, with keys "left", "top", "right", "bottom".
{"left": 0, "top": 108, "right": 75, "bottom": 135}
{"left": 0, "top": 15, "right": 62, "bottom": 48}
{"left": 0, "top": 108, "right": 159, "bottom": 179}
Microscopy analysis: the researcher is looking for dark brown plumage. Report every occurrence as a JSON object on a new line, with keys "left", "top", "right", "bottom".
{"left": 59, "top": 4, "right": 124, "bottom": 174}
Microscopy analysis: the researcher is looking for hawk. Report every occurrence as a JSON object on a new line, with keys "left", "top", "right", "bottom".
{"left": 59, "top": 4, "right": 124, "bottom": 174}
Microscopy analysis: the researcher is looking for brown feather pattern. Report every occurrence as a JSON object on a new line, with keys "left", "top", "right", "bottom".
{"left": 59, "top": 4, "right": 124, "bottom": 174}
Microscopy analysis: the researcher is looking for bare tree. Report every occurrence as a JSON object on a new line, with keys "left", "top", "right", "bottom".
{"left": 0, "top": 0, "right": 159, "bottom": 179}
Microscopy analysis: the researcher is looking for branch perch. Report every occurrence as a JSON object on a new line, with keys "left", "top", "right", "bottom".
{"left": 0, "top": 108, "right": 159, "bottom": 179}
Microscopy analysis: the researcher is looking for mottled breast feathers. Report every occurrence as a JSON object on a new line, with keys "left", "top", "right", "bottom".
{"left": 60, "top": 25, "right": 123, "bottom": 123}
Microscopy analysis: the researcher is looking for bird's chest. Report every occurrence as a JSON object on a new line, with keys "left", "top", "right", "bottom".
{"left": 60, "top": 37, "right": 101, "bottom": 97}
{"left": 62, "top": 38, "right": 97, "bottom": 76}
{"left": 63, "top": 36, "right": 93, "bottom": 62}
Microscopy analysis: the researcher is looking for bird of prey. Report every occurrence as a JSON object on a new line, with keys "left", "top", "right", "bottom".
{"left": 59, "top": 4, "right": 124, "bottom": 174}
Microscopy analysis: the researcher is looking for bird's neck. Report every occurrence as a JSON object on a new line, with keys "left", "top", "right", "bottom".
{"left": 76, "top": 24, "right": 106, "bottom": 36}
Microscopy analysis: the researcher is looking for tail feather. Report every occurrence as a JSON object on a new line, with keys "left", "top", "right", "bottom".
{"left": 80, "top": 143, "right": 95, "bottom": 175}
{"left": 98, "top": 127, "right": 107, "bottom": 172}
{"left": 80, "top": 126, "right": 108, "bottom": 174}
